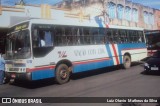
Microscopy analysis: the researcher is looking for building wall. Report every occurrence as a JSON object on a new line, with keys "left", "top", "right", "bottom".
{"left": 0, "top": 0, "right": 160, "bottom": 53}
{"left": 154, "top": 10, "right": 160, "bottom": 29}
{"left": 68, "top": 0, "right": 159, "bottom": 30}
{"left": 0, "top": 0, "right": 160, "bottom": 30}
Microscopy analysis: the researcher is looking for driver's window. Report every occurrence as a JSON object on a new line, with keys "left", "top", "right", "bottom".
{"left": 32, "top": 29, "right": 53, "bottom": 48}
{"left": 43, "top": 31, "right": 52, "bottom": 46}
{"left": 32, "top": 26, "right": 54, "bottom": 57}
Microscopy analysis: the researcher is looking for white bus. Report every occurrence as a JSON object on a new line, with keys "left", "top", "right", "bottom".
{"left": 5, "top": 18, "right": 147, "bottom": 84}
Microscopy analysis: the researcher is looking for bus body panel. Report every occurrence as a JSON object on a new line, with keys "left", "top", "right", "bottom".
{"left": 5, "top": 19, "right": 147, "bottom": 81}
{"left": 5, "top": 43, "right": 147, "bottom": 81}
{"left": 26, "top": 43, "right": 146, "bottom": 80}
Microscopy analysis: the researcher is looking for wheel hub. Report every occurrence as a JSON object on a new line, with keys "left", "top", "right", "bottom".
{"left": 60, "top": 69, "right": 67, "bottom": 79}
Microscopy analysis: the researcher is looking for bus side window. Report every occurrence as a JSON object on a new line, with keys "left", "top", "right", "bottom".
{"left": 90, "top": 28, "right": 99, "bottom": 44}
{"left": 83, "top": 28, "right": 90, "bottom": 44}
{"left": 44, "top": 31, "right": 52, "bottom": 46}
{"left": 116, "top": 30, "right": 121, "bottom": 43}
{"left": 106, "top": 29, "right": 112, "bottom": 44}
{"left": 134, "top": 31, "right": 139, "bottom": 43}
{"left": 99, "top": 28, "right": 106, "bottom": 44}
{"left": 54, "top": 27, "right": 64, "bottom": 46}
{"left": 112, "top": 29, "right": 119, "bottom": 43}
{"left": 126, "top": 30, "right": 130, "bottom": 43}
{"left": 73, "top": 27, "right": 82, "bottom": 45}
{"left": 138, "top": 31, "right": 144, "bottom": 43}
{"left": 64, "top": 27, "right": 72, "bottom": 45}
{"left": 128, "top": 31, "right": 131, "bottom": 43}
{"left": 39, "top": 31, "right": 46, "bottom": 47}
{"left": 120, "top": 30, "right": 126, "bottom": 43}
{"left": 131, "top": 31, "right": 135, "bottom": 43}
{"left": 78, "top": 28, "right": 83, "bottom": 45}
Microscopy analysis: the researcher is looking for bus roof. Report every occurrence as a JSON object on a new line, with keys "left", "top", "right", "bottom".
{"left": 10, "top": 18, "right": 144, "bottom": 31}
{"left": 145, "top": 30, "right": 160, "bottom": 35}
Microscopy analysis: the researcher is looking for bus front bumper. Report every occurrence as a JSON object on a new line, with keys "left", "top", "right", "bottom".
{"left": 5, "top": 72, "right": 32, "bottom": 81}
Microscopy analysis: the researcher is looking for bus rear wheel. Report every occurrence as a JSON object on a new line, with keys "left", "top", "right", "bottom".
{"left": 55, "top": 64, "right": 70, "bottom": 84}
{"left": 123, "top": 55, "right": 131, "bottom": 69}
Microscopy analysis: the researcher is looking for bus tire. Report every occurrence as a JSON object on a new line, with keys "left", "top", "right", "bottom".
{"left": 55, "top": 64, "right": 70, "bottom": 84}
{"left": 123, "top": 55, "right": 131, "bottom": 69}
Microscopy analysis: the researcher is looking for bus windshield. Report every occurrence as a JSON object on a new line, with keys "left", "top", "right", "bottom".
{"left": 146, "top": 31, "right": 160, "bottom": 50}
{"left": 6, "top": 29, "right": 31, "bottom": 59}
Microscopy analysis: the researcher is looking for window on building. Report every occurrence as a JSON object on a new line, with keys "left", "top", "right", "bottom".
{"left": 117, "top": 4, "right": 124, "bottom": 19}
{"left": 144, "top": 11, "right": 149, "bottom": 24}
{"left": 132, "top": 8, "right": 138, "bottom": 22}
{"left": 108, "top": 2, "right": 116, "bottom": 19}
{"left": 125, "top": 6, "right": 131, "bottom": 21}
{"left": 149, "top": 13, "right": 154, "bottom": 25}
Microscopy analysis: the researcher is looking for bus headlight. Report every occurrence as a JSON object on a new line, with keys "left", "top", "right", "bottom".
{"left": 23, "top": 68, "right": 26, "bottom": 72}
{"left": 19, "top": 68, "right": 26, "bottom": 72}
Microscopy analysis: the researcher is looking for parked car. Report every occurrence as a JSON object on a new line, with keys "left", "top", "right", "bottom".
{"left": 144, "top": 51, "right": 160, "bottom": 73}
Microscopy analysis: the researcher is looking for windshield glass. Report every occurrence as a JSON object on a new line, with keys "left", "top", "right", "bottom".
{"left": 6, "top": 30, "right": 31, "bottom": 59}
{"left": 146, "top": 34, "right": 160, "bottom": 50}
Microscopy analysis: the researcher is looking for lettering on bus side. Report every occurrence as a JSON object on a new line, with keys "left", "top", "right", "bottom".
{"left": 74, "top": 48, "right": 105, "bottom": 57}
{"left": 58, "top": 51, "right": 67, "bottom": 58}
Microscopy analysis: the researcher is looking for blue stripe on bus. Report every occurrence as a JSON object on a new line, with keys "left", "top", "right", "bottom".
{"left": 31, "top": 69, "right": 55, "bottom": 80}
{"left": 118, "top": 43, "right": 146, "bottom": 50}
{"left": 73, "top": 60, "right": 113, "bottom": 73}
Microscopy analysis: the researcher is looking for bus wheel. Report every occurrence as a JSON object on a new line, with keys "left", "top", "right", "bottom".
{"left": 123, "top": 55, "right": 131, "bottom": 69}
{"left": 55, "top": 64, "right": 70, "bottom": 84}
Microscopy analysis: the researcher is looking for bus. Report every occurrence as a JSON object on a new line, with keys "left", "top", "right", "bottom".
{"left": 5, "top": 18, "right": 147, "bottom": 84}
{"left": 145, "top": 30, "right": 160, "bottom": 56}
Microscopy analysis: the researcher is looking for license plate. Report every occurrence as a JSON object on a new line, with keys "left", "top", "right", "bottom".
{"left": 151, "top": 67, "right": 159, "bottom": 70}
{"left": 11, "top": 74, "right": 16, "bottom": 78}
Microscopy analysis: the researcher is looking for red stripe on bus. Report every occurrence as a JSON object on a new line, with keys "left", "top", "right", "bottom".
{"left": 27, "top": 58, "right": 111, "bottom": 72}
{"left": 73, "top": 57, "right": 110, "bottom": 65}
{"left": 27, "top": 65, "right": 55, "bottom": 72}
{"left": 111, "top": 44, "right": 120, "bottom": 65}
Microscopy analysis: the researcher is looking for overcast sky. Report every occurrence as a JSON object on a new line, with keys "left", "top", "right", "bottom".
{"left": 1, "top": 0, "right": 160, "bottom": 10}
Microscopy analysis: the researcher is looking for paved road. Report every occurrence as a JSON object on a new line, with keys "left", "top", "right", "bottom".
{"left": 0, "top": 63, "right": 160, "bottom": 106}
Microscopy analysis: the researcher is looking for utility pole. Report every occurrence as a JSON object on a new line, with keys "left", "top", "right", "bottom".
{"left": 123, "top": 0, "right": 126, "bottom": 20}
{"left": 102, "top": 0, "right": 106, "bottom": 24}
{"left": 131, "top": 0, "right": 133, "bottom": 22}
{"left": 102, "top": 0, "right": 109, "bottom": 25}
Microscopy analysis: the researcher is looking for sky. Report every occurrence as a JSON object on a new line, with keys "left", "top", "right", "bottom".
{"left": 1, "top": 0, "right": 160, "bottom": 10}
{"left": 132, "top": 0, "right": 160, "bottom": 10}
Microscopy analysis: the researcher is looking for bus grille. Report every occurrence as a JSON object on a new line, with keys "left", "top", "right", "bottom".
{"left": 9, "top": 68, "right": 19, "bottom": 72}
